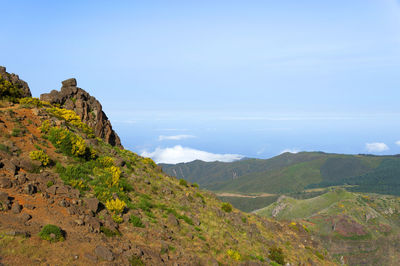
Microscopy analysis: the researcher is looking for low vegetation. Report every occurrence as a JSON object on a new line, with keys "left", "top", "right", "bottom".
{"left": 39, "top": 225, "right": 64, "bottom": 242}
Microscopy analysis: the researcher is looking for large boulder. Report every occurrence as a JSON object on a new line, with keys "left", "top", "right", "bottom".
{"left": 0, "top": 66, "right": 32, "bottom": 98}
{"left": 40, "top": 78, "right": 122, "bottom": 147}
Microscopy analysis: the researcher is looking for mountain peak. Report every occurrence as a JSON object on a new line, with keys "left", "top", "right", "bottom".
{"left": 40, "top": 78, "right": 122, "bottom": 147}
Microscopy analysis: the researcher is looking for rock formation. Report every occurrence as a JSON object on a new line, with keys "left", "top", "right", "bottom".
{"left": 0, "top": 66, "right": 31, "bottom": 98}
{"left": 40, "top": 78, "right": 122, "bottom": 147}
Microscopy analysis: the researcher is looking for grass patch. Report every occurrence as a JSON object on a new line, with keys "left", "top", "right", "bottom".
{"left": 129, "top": 215, "right": 145, "bottom": 228}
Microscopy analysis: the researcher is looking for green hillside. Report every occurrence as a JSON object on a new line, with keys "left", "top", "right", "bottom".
{"left": 255, "top": 189, "right": 400, "bottom": 265}
{"left": 160, "top": 152, "right": 324, "bottom": 187}
{"left": 162, "top": 152, "right": 400, "bottom": 196}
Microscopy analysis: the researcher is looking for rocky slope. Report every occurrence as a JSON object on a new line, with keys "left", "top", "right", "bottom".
{"left": 256, "top": 189, "right": 400, "bottom": 265}
{"left": 40, "top": 78, "right": 122, "bottom": 147}
{"left": 0, "top": 68, "right": 338, "bottom": 265}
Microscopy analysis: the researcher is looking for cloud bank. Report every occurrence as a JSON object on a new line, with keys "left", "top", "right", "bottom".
{"left": 141, "top": 145, "right": 244, "bottom": 164}
{"left": 396, "top": 140, "right": 400, "bottom": 146}
{"left": 158, "top": 135, "right": 195, "bottom": 141}
{"left": 365, "top": 142, "right": 389, "bottom": 152}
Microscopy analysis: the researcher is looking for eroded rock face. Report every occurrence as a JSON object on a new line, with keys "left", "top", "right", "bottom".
{"left": 0, "top": 66, "right": 32, "bottom": 98}
{"left": 40, "top": 78, "right": 122, "bottom": 147}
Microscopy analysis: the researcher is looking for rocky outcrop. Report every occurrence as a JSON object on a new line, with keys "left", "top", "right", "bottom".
{"left": 0, "top": 66, "right": 32, "bottom": 98}
{"left": 40, "top": 78, "right": 122, "bottom": 147}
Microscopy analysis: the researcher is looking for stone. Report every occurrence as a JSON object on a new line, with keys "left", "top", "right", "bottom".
{"left": 0, "top": 177, "right": 12, "bottom": 188}
{"left": 56, "top": 185, "right": 69, "bottom": 195}
{"left": 11, "top": 202, "right": 22, "bottom": 214}
{"left": 24, "top": 184, "right": 37, "bottom": 195}
{"left": 104, "top": 216, "right": 118, "bottom": 231}
{"left": 58, "top": 199, "right": 69, "bottom": 207}
{"left": 5, "top": 230, "right": 29, "bottom": 237}
{"left": 114, "top": 158, "right": 125, "bottom": 167}
{"left": 95, "top": 245, "right": 114, "bottom": 261}
{"left": 40, "top": 79, "right": 122, "bottom": 147}
{"left": 0, "top": 192, "right": 9, "bottom": 202}
{"left": 75, "top": 219, "right": 84, "bottom": 226}
{"left": 20, "top": 213, "right": 32, "bottom": 222}
{"left": 1, "top": 160, "right": 17, "bottom": 175}
{"left": 46, "top": 185, "right": 57, "bottom": 195}
{"left": 84, "top": 253, "right": 98, "bottom": 262}
{"left": 84, "top": 216, "right": 101, "bottom": 233}
{"left": 62, "top": 78, "right": 77, "bottom": 87}
{"left": 25, "top": 204, "right": 35, "bottom": 210}
{"left": 14, "top": 158, "right": 34, "bottom": 172}
{"left": 84, "top": 198, "right": 99, "bottom": 213}
{"left": 167, "top": 214, "right": 179, "bottom": 226}
{"left": 15, "top": 174, "right": 27, "bottom": 185}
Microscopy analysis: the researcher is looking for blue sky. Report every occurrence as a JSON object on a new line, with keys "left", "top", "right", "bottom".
{"left": 2, "top": 0, "right": 400, "bottom": 163}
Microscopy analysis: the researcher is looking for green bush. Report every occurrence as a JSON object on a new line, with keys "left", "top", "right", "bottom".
{"left": 192, "top": 183, "right": 199, "bottom": 188}
{"left": 0, "top": 144, "right": 11, "bottom": 154}
{"left": 56, "top": 162, "right": 91, "bottom": 192}
{"left": 179, "top": 179, "right": 188, "bottom": 187}
{"left": 129, "top": 215, "right": 145, "bottom": 228}
{"left": 221, "top": 202, "right": 233, "bottom": 213}
{"left": 268, "top": 247, "right": 285, "bottom": 265}
{"left": 11, "top": 128, "right": 22, "bottom": 137}
{"left": 39, "top": 224, "right": 64, "bottom": 242}
{"left": 100, "top": 226, "right": 121, "bottom": 237}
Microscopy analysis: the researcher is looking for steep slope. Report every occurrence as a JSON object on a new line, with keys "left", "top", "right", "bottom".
{"left": 256, "top": 189, "right": 400, "bottom": 265}
{"left": 0, "top": 71, "right": 336, "bottom": 265}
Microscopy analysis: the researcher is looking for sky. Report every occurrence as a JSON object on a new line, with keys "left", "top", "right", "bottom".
{"left": 1, "top": 0, "right": 400, "bottom": 163}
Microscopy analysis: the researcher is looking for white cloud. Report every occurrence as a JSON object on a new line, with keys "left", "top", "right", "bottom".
{"left": 158, "top": 135, "right": 195, "bottom": 141}
{"left": 141, "top": 145, "right": 244, "bottom": 164}
{"left": 280, "top": 148, "right": 299, "bottom": 154}
{"left": 395, "top": 140, "right": 400, "bottom": 146}
{"left": 365, "top": 142, "right": 389, "bottom": 153}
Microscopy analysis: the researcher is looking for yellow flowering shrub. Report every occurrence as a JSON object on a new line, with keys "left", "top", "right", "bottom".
{"left": 105, "top": 198, "right": 126, "bottom": 214}
{"left": 112, "top": 214, "right": 124, "bottom": 224}
{"left": 39, "top": 120, "right": 51, "bottom": 133}
{"left": 46, "top": 107, "right": 94, "bottom": 136}
{"left": 227, "top": 249, "right": 241, "bottom": 261}
{"left": 141, "top": 157, "right": 157, "bottom": 168}
{"left": 97, "top": 156, "right": 114, "bottom": 168}
{"left": 71, "top": 137, "right": 86, "bottom": 156}
{"left": 29, "top": 150, "right": 50, "bottom": 166}
{"left": 19, "top": 97, "right": 50, "bottom": 107}
{"left": 105, "top": 166, "right": 121, "bottom": 186}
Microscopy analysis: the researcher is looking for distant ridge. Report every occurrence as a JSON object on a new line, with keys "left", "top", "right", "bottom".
{"left": 161, "top": 152, "right": 400, "bottom": 196}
